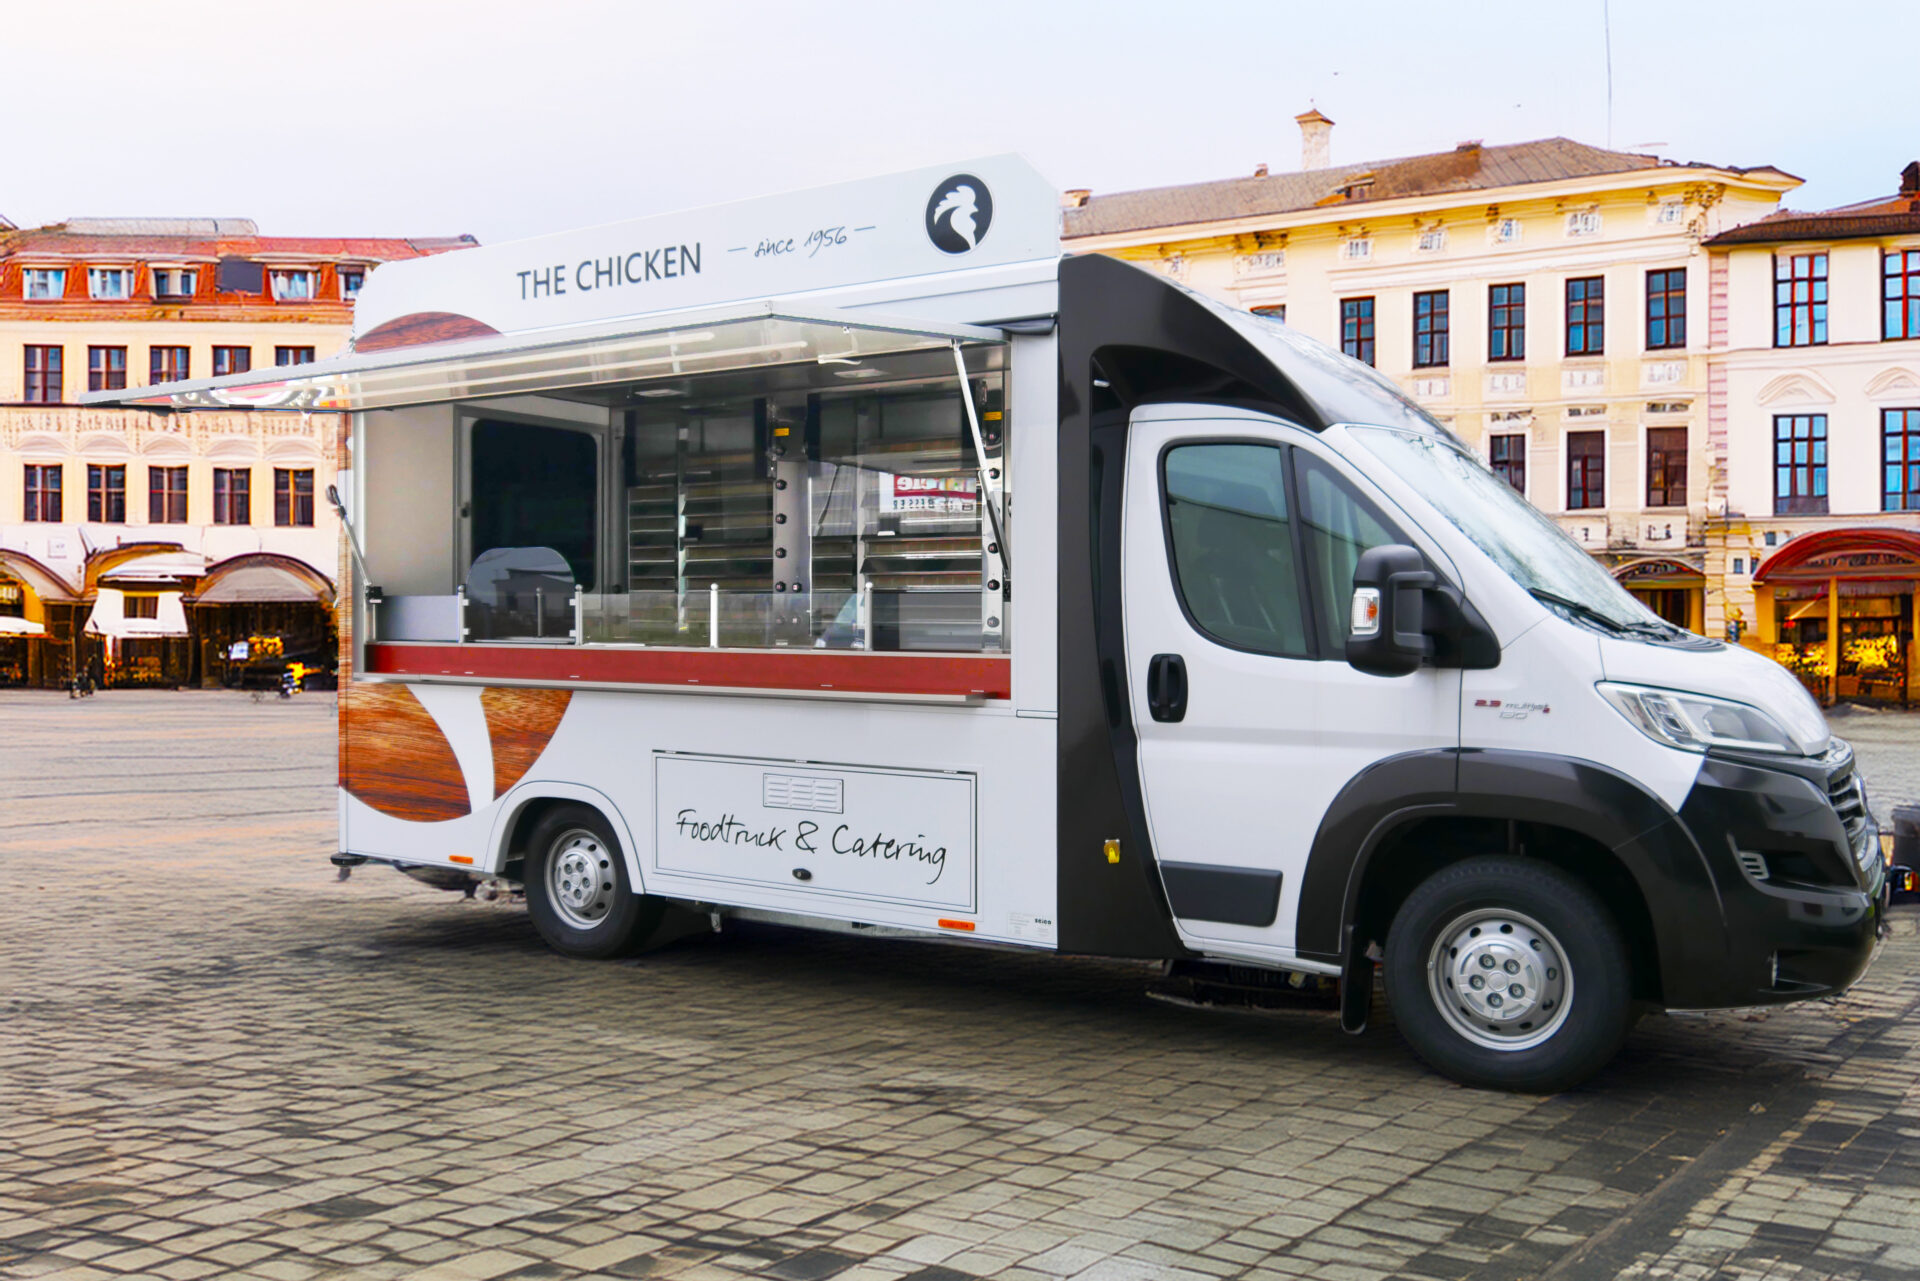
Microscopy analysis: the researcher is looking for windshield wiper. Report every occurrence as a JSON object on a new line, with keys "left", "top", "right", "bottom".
{"left": 1527, "top": 588, "right": 1646, "bottom": 637}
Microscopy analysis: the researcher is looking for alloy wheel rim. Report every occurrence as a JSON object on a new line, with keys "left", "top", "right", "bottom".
{"left": 1426, "top": 907, "right": 1573, "bottom": 1052}
{"left": 547, "top": 829, "right": 615, "bottom": 930}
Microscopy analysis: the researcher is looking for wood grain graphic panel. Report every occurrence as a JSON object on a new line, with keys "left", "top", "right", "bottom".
{"left": 480, "top": 687, "right": 572, "bottom": 799}
{"left": 340, "top": 682, "right": 471, "bottom": 822}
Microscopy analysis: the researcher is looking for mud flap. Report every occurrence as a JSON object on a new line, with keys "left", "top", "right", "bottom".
{"left": 1339, "top": 923, "right": 1372, "bottom": 1035}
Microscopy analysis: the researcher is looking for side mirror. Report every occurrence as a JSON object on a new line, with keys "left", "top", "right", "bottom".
{"left": 1347, "top": 544, "right": 1435, "bottom": 677}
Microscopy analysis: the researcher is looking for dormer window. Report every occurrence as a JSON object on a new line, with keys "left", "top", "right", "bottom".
{"left": 270, "top": 268, "right": 316, "bottom": 301}
{"left": 339, "top": 267, "right": 366, "bottom": 298}
{"left": 23, "top": 268, "right": 67, "bottom": 300}
{"left": 152, "top": 268, "right": 198, "bottom": 298}
{"left": 88, "top": 268, "right": 133, "bottom": 299}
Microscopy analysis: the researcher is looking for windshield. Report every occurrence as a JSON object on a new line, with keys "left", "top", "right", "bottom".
{"left": 1349, "top": 426, "right": 1665, "bottom": 631}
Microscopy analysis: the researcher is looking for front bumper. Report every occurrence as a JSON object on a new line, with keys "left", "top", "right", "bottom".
{"left": 1665, "top": 742, "right": 1884, "bottom": 1008}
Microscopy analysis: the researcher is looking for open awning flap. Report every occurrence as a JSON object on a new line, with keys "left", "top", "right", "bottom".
{"left": 74, "top": 301, "right": 1007, "bottom": 414}
{"left": 0, "top": 616, "right": 46, "bottom": 636}
{"left": 99, "top": 550, "right": 207, "bottom": 585}
{"left": 192, "top": 563, "right": 333, "bottom": 605}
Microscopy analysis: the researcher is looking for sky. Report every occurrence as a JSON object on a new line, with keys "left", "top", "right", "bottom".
{"left": 4, "top": 0, "right": 1916, "bottom": 244}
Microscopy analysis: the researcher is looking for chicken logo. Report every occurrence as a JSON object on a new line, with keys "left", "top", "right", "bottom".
{"left": 925, "top": 174, "right": 994, "bottom": 254}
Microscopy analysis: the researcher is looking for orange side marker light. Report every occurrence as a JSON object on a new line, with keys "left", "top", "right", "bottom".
{"left": 449, "top": 855, "right": 474, "bottom": 865}
{"left": 937, "top": 918, "right": 975, "bottom": 932}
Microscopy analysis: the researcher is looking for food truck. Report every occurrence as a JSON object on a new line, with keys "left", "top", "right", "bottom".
{"left": 85, "top": 157, "right": 1889, "bottom": 1091}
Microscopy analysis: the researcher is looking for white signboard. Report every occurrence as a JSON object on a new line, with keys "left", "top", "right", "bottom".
{"left": 653, "top": 753, "right": 976, "bottom": 912}
{"left": 352, "top": 154, "right": 1063, "bottom": 339}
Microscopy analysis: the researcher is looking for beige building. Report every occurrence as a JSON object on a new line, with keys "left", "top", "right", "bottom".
{"left": 1063, "top": 115, "right": 1798, "bottom": 631}
{"left": 0, "top": 218, "right": 473, "bottom": 687}
{"left": 1703, "top": 164, "right": 1920, "bottom": 704}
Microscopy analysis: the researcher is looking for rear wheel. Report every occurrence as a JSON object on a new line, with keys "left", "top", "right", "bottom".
{"left": 1384, "top": 857, "right": 1634, "bottom": 1092}
{"left": 523, "top": 805, "right": 664, "bottom": 959}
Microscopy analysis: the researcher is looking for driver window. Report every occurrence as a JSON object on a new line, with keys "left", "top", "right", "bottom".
{"left": 1162, "top": 443, "right": 1310, "bottom": 657}
{"left": 1296, "top": 453, "right": 1406, "bottom": 655}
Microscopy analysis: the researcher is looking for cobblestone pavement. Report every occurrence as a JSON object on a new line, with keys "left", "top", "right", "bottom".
{"left": 4, "top": 691, "right": 1920, "bottom": 1281}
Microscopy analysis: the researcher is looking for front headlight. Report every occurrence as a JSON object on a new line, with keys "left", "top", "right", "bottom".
{"left": 1596, "top": 682, "right": 1801, "bottom": 755}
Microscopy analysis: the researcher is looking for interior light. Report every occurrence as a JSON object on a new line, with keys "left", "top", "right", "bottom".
{"left": 634, "top": 387, "right": 686, "bottom": 398}
{"left": 833, "top": 368, "right": 885, "bottom": 378}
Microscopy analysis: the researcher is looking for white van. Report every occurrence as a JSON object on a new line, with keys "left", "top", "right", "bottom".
{"left": 87, "top": 157, "right": 1887, "bottom": 1091}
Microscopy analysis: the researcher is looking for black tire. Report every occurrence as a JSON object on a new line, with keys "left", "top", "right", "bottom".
{"left": 1383, "top": 856, "right": 1634, "bottom": 1093}
{"left": 522, "top": 805, "right": 665, "bottom": 959}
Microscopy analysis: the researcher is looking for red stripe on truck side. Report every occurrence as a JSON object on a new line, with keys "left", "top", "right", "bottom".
{"left": 366, "top": 643, "right": 1012, "bottom": 699}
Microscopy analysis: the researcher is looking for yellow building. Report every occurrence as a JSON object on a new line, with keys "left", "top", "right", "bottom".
{"left": 1703, "top": 163, "right": 1920, "bottom": 704}
{"left": 0, "top": 218, "right": 474, "bottom": 686}
{"left": 1063, "top": 114, "right": 1798, "bottom": 631}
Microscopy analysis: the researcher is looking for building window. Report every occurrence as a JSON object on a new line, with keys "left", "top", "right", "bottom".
{"left": 24, "top": 465, "right": 62, "bottom": 521}
{"left": 1567, "top": 431, "right": 1606, "bottom": 509}
{"left": 1413, "top": 290, "right": 1450, "bottom": 368}
{"left": 1339, "top": 297, "right": 1376, "bottom": 366}
{"left": 275, "top": 346, "right": 316, "bottom": 367}
{"left": 1646, "top": 427, "right": 1688, "bottom": 507}
{"left": 88, "top": 464, "right": 126, "bottom": 523}
{"left": 1885, "top": 408, "right": 1920, "bottom": 511}
{"left": 340, "top": 268, "right": 366, "bottom": 298}
{"left": 1565, "top": 277, "right": 1605, "bottom": 356}
{"left": 87, "top": 268, "right": 133, "bottom": 300}
{"left": 22, "top": 268, "right": 66, "bottom": 300}
{"left": 275, "top": 467, "right": 315, "bottom": 527}
{"left": 213, "top": 468, "right": 251, "bottom": 525}
{"left": 1494, "top": 219, "right": 1522, "bottom": 244}
{"left": 1886, "top": 250, "right": 1920, "bottom": 341}
{"left": 1733, "top": 557, "right": 1745, "bottom": 575}
{"left": 150, "top": 346, "right": 189, "bottom": 383}
{"left": 88, "top": 346, "right": 127, "bottom": 392}
{"left": 24, "top": 345, "right": 62, "bottom": 403}
{"left": 1341, "top": 238, "right": 1372, "bottom": 262}
{"left": 1489, "top": 283, "right": 1526, "bottom": 361}
{"left": 149, "top": 466, "right": 188, "bottom": 523}
{"left": 1489, "top": 433, "right": 1526, "bottom": 494}
{"left": 1774, "top": 253, "right": 1828, "bottom": 347}
{"left": 270, "top": 269, "right": 316, "bottom": 301}
{"left": 213, "top": 346, "right": 252, "bottom": 377}
{"left": 1566, "top": 210, "right": 1602, "bottom": 238}
{"left": 1646, "top": 269, "right": 1687, "bottom": 350}
{"left": 1774, "top": 414, "right": 1828, "bottom": 515}
{"left": 124, "top": 595, "right": 159, "bottom": 620}
{"left": 1656, "top": 200, "right": 1686, "bottom": 226}
{"left": 1416, "top": 227, "right": 1447, "bottom": 253}
{"left": 152, "top": 268, "right": 198, "bottom": 298}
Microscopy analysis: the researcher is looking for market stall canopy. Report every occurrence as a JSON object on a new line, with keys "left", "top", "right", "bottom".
{"left": 96, "top": 549, "right": 206, "bottom": 588}
{"left": 1755, "top": 528, "right": 1920, "bottom": 583}
{"left": 190, "top": 553, "right": 335, "bottom": 605}
{"left": 73, "top": 302, "right": 1007, "bottom": 414}
{"left": 0, "top": 616, "right": 47, "bottom": 636}
{"left": 85, "top": 588, "right": 191, "bottom": 639}
{"left": 0, "top": 549, "right": 80, "bottom": 602}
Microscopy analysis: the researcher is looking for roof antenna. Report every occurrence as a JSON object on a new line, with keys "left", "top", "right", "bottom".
{"left": 1603, "top": 0, "right": 1614, "bottom": 149}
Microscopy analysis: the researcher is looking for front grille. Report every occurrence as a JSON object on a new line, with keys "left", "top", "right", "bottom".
{"left": 1823, "top": 739, "right": 1870, "bottom": 863}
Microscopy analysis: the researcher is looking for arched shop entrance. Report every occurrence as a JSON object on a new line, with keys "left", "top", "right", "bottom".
{"left": 1612, "top": 557, "right": 1704, "bottom": 633}
{"left": 187, "top": 553, "right": 336, "bottom": 689}
{"left": 1754, "top": 527, "right": 1920, "bottom": 706}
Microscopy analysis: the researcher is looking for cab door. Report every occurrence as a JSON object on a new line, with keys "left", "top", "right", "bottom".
{"left": 1121, "top": 407, "right": 1460, "bottom": 959}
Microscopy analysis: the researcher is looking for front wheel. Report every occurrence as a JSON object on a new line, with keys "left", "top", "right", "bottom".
{"left": 1383, "top": 857, "right": 1634, "bottom": 1093}
{"left": 523, "top": 805, "right": 666, "bottom": 959}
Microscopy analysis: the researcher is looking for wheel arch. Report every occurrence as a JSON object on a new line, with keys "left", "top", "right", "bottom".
{"left": 487, "top": 781, "right": 646, "bottom": 893}
{"left": 1298, "top": 749, "right": 1724, "bottom": 1008}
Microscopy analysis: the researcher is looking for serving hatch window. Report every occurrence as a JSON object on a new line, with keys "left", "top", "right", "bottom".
{"left": 600, "top": 346, "right": 1007, "bottom": 652}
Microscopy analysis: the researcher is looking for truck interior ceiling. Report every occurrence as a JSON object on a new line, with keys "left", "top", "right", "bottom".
{"left": 361, "top": 339, "right": 1008, "bottom": 655}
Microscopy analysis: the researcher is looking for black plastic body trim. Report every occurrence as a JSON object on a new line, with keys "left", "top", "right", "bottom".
{"left": 1160, "top": 862, "right": 1284, "bottom": 926}
{"left": 1056, "top": 254, "right": 1328, "bottom": 957}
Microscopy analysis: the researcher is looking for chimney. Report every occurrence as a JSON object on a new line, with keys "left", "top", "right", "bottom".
{"left": 1061, "top": 188, "right": 1091, "bottom": 209}
{"left": 1254, "top": 163, "right": 1269, "bottom": 179}
{"left": 1296, "top": 108, "right": 1334, "bottom": 172}
{"left": 1902, "top": 161, "right": 1919, "bottom": 194}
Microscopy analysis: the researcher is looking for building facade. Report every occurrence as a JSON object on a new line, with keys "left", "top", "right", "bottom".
{"left": 1062, "top": 115, "right": 1798, "bottom": 632}
{"left": 0, "top": 219, "right": 474, "bottom": 687}
{"left": 1704, "top": 164, "right": 1920, "bottom": 704}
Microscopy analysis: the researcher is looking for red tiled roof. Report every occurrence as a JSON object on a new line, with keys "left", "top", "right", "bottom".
{"left": 0, "top": 227, "right": 477, "bottom": 262}
{"left": 1704, "top": 196, "right": 1920, "bottom": 246}
{"left": 1063, "top": 137, "right": 1796, "bottom": 239}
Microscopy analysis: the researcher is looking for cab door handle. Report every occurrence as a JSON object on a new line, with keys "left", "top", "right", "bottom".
{"left": 1147, "top": 653, "right": 1187, "bottom": 722}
